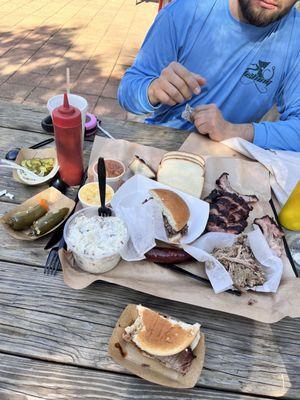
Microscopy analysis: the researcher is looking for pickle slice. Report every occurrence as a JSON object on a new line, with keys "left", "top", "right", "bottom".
{"left": 20, "top": 157, "right": 55, "bottom": 176}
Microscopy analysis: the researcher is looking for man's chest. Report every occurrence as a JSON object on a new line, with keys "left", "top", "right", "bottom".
{"left": 179, "top": 25, "right": 287, "bottom": 101}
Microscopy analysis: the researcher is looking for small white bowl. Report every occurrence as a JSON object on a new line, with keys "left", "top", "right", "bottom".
{"left": 92, "top": 159, "right": 125, "bottom": 191}
{"left": 15, "top": 147, "right": 59, "bottom": 186}
{"left": 17, "top": 161, "right": 59, "bottom": 186}
{"left": 78, "top": 182, "right": 114, "bottom": 208}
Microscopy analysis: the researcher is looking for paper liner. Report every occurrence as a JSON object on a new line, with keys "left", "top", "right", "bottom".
{"left": 107, "top": 304, "right": 205, "bottom": 388}
{"left": 87, "top": 136, "right": 166, "bottom": 182}
{"left": 111, "top": 174, "right": 209, "bottom": 251}
{"left": 13, "top": 147, "right": 59, "bottom": 186}
{"left": 59, "top": 136, "right": 300, "bottom": 323}
{"left": 179, "top": 132, "right": 248, "bottom": 158}
{"left": 59, "top": 249, "right": 300, "bottom": 323}
{"left": 1, "top": 187, "right": 75, "bottom": 240}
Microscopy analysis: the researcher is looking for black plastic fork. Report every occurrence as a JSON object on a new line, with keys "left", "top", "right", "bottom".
{"left": 97, "top": 157, "right": 112, "bottom": 217}
{"left": 44, "top": 237, "right": 65, "bottom": 276}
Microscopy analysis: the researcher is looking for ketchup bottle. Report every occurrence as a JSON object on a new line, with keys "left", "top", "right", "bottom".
{"left": 52, "top": 93, "right": 84, "bottom": 186}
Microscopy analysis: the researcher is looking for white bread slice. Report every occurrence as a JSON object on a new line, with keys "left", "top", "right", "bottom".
{"left": 157, "top": 159, "right": 205, "bottom": 198}
{"left": 161, "top": 151, "right": 205, "bottom": 167}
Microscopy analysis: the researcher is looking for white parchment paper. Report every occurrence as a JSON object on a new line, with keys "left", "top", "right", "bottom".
{"left": 111, "top": 174, "right": 209, "bottom": 261}
{"left": 183, "top": 227, "right": 283, "bottom": 294}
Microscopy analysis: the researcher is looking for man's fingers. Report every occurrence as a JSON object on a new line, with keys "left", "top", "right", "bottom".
{"left": 194, "top": 118, "right": 210, "bottom": 135}
{"left": 167, "top": 73, "right": 193, "bottom": 100}
{"left": 170, "top": 62, "right": 205, "bottom": 95}
{"left": 156, "top": 89, "right": 176, "bottom": 106}
{"left": 160, "top": 80, "right": 185, "bottom": 103}
{"left": 191, "top": 108, "right": 211, "bottom": 122}
{"left": 192, "top": 73, "right": 206, "bottom": 87}
{"left": 194, "top": 103, "right": 217, "bottom": 112}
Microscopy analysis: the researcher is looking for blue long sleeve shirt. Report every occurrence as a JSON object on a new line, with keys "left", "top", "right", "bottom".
{"left": 118, "top": 0, "right": 300, "bottom": 151}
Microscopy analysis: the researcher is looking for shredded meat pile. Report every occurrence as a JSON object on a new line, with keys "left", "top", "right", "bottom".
{"left": 205, "top": 173, "right": 258, "bottom": 234}
{"left": 254, "top": 215, "right": 284, "bottom": 257}
{"left": 212, "top": 235, "right": 266, "bottom": 291}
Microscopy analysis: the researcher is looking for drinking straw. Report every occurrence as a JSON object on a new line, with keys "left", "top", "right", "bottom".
{"left": 66, "top": 67, "right": 70, "bottom": 94}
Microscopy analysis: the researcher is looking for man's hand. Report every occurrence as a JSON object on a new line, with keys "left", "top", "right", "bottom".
{"left": 148, "top": 62, "right": 206, "bottom": 106}
{"left": 191, "top": 103, "right": 254, "bottom": 142}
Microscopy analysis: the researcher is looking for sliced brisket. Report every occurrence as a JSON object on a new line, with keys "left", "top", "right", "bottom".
{"left": 254, "top": 215, "right": 284, "bottom": 257}
{"left": 155, "top": 347, "right": 195, "bottom": 375}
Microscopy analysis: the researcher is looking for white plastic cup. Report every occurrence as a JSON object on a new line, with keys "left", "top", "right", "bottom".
{"left": 47, "top": 94, "right": 88, "bottom": 140}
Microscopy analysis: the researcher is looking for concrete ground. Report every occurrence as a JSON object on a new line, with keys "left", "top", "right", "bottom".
{"left": 0, "top": 0, "right": 157, "bottom": 120}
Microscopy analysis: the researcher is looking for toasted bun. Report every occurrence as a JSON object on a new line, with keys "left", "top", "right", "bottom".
{"left": 130, "top": 305, "right": 200, "bottom": 357}
{"left": 157, "top": 159, "right": 204, "bottom": 198}
{"left": 129, "top": 156, "right": 156, "bottom": 179}
{"left": 150, "top": 189, "right": 190, "bottom": 231}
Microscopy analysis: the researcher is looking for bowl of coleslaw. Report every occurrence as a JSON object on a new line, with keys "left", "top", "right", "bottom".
{"left": 64, "top": 207, "right": 128, "bottom": 274}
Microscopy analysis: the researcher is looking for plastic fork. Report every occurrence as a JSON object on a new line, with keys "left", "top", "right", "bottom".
{"left": 97, "top": 157, "right": 112, "bottom": 217}
{"left": 44, "top": 238, "right": 64, "bottom": 276}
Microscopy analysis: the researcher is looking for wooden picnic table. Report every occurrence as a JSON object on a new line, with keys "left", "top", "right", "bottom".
{"left": 0, "top": 100, "right": 299, "bottom": 400}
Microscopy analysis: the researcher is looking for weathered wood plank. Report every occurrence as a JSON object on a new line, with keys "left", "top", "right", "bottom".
{"left": 0, "top": 100, "right": 46, "bottom": 133}
{"left": 0, "top": 100, "right": 189, "bottom": 150}
{"left": 0, "top": 353, "right": 273, "bottom": 400}
{"left": 0, "top": 261, "right": 299, "bottom": 398}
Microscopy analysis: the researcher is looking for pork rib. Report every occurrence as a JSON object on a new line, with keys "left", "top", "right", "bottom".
{"left": 205, "top": 173, "right": 258, "bottom": 234}
{"left": 254, "top": 215, "right": 284, "bottom": 257}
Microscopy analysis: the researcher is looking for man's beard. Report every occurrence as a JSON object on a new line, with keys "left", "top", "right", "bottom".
{"left": 239, "top": 0, "right": 291, "bottom": 26}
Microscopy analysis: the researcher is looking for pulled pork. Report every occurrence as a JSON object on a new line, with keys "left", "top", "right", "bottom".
{"left": 212, "top": 236, "right": 266, "bottom": 291}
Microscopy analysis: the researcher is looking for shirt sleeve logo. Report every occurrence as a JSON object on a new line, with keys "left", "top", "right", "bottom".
{"left": 240, "top": 60, "right": 275, "bottom": 94}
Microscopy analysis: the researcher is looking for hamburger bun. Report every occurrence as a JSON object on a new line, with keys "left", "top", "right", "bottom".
{"left": 150, "top": 188, "right": 190, "bottom": 232}
{"left": 127, "top": 305, "right": 200, "bottom": 357}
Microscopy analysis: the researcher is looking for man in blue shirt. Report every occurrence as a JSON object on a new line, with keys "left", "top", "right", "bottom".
{"left": 118, "top": 0, "right": 300, "bottom": 151}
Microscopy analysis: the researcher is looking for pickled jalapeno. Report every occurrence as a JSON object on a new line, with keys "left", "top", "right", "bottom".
{"left": 7, "top": 199, "right": 49, "bottom": 231}
{"left": 32, "top": 207, "right": 69, "bottom": 236}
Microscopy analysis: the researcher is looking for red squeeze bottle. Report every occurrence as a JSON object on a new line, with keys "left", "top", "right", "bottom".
{"left": 52, "top": 93, "right": 84, "bottom": 186}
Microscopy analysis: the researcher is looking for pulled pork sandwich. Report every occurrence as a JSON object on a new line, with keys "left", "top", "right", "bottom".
{"left": 122, "top": 305, "right": 201, "bottom": 375}
{"left": 150, "top": 188, "right": 190, "bottom": 243}
{"left": 108, "top": 304, "right": 205, "bottom": 388}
